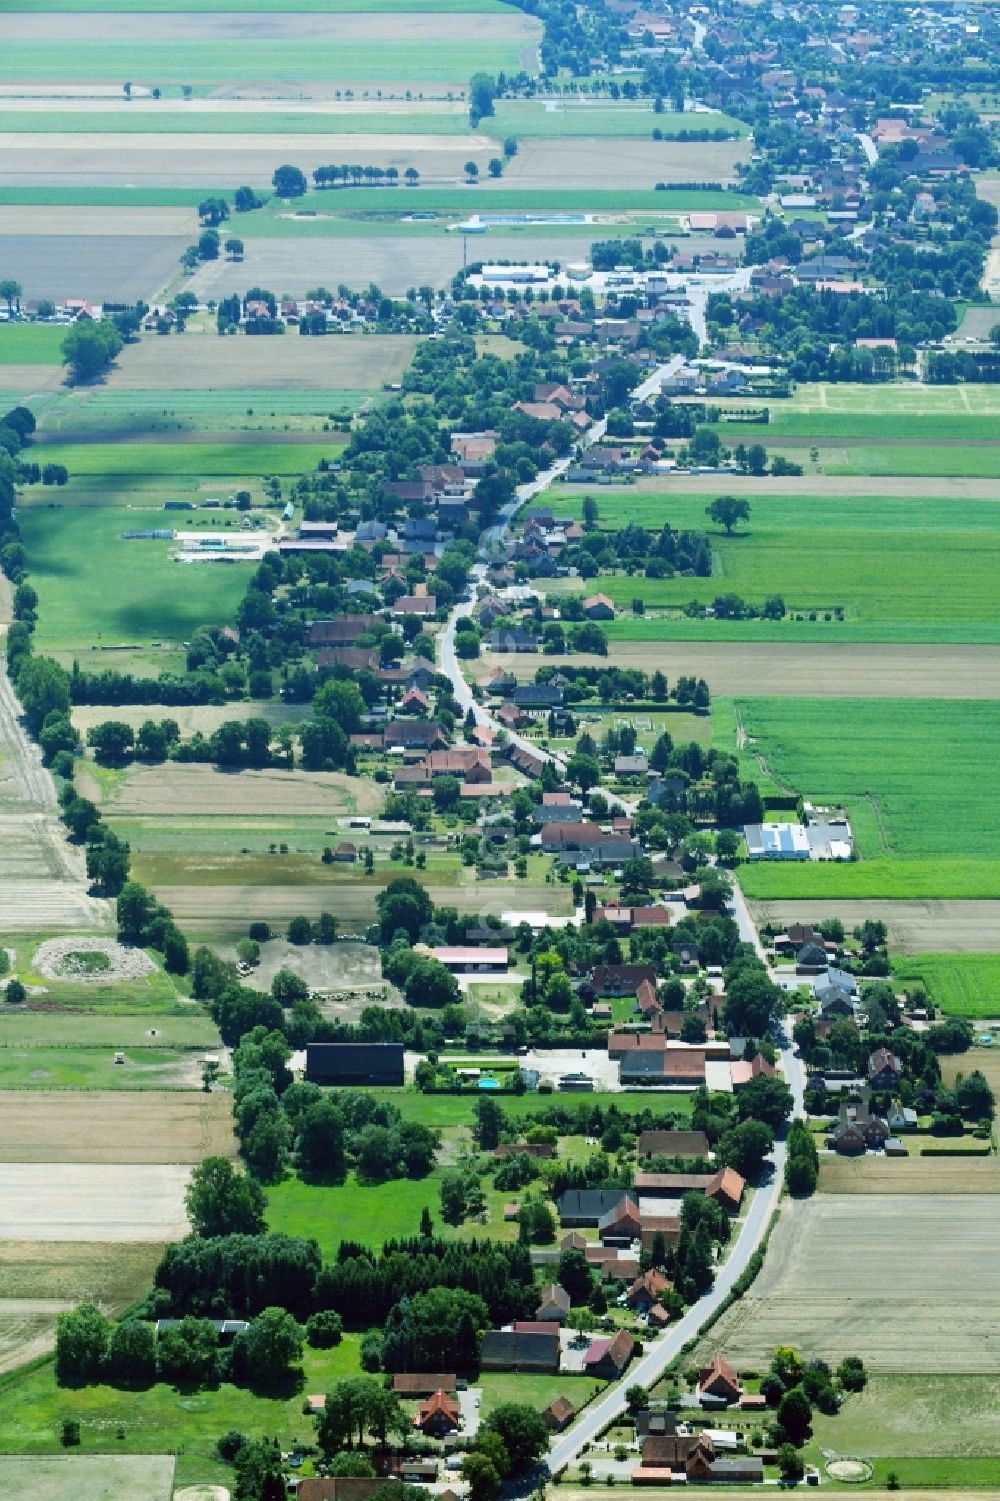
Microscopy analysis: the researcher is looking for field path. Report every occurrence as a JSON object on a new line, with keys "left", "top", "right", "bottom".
{"left": 0, "top": 661, "right": 112, "bottom": 930}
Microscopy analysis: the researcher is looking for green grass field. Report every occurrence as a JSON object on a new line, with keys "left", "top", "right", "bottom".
{"left": 0, "top": 1011, "right": 219, "bottom": 1047}
{"left": 892, "top": 955, "right": 1000, "bottom": 1019}
{"left": 725, "top": 697, "right": 1000, "bottom": 899}
{"left": 560, "top": 490, "right": 1000, "bottom": 645}
{"left": 806, "top": 1374, "right": 1000, "bottom": 1475}
{"left": 12, "top": 0, "right": 507, "bottom": 10}
{"left": 4, "top": 40, "right": 530, "bottom": 85}
{"left": 27, "top": 438, "right": 339, "bottom": 477}
{"left": 0, "top": 109, "right": 471, "bottom": 137}
{"left": 34, "top": 388, "right": 369, "bottom": 435}
{"left": 806, "top": 443, "right": 1000, "bottom": 478}
{"left": 0, "top": 324, "right": 68, "bottom": 366}
{"left": 478, "top": 1371, "right": 603, "bottom": 1418}
{"left": 0, "top": 1338, "right": 365, "bottom": 1491}
{"left": 490, "top": 101, "right": 750, "bottom": 138}
{"left": 727, "top": 381, "right": 1000, "bottom": 416}
{"left": 21, "top": 506, "right": 249, "bottom": 654}
{"left": 0, "top": 1046, "right": 197, "bottom": 1089}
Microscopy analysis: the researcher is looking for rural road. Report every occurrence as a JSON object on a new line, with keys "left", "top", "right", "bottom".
{"left": 547, "top": 882, "right": 805, "bottom": 1474}
{"left": 438, "top": 354, "right": 686, "bottom": 775}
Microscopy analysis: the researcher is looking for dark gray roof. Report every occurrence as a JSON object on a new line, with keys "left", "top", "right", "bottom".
{"left": 559, "top": 1189, "right": 632, "bottom": 1222}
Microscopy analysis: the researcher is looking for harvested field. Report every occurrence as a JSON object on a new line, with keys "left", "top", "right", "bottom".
{"left": 572, "top": 474, "right": 1000, "bottom": 499}
{"left": 188, "top": 231, "right": 612, "bottom": 295}
{"left": 104, "top": 763, "right": 383, "bottom": 818}
{"left": 71, "top": 700, "right": 304, "bottom": 737}
{"left": 0, "top": 364, "right": 64, "bottom": 393}
{"left": 108, "top": 330, "right": 417, "bottom": 390}
{"left": 941, "top": 1048, "right": 1000, "bottom": 1093}
{"left": 0, "top": 1456, "right": 175, "bottom": 1501}
{"left": 0, "top": 1091, "right": 235, "bottom": 1163}
{"left": 0, "top": 1162, "right": 190, "bottom": 1240}
{"left": 818, "top": 1155, "right": 1000, "bottom": 1194}
{"left": 0, "top": 232, "right": 186, "bottom": 303}
{"left": 0, "top": 203, "right": 196, "bottom": 235}
{"left": 492, "top": 643, "right": 1000, "bottom": 697}
{"left": 751, "top": 900, "right": 1000, "bottom": 955}
{"left": 692, "top": 1194, "right": 1000, "bottom": 1373}
{"left": 503, "top": 136, "right": 749, "bottom": 189}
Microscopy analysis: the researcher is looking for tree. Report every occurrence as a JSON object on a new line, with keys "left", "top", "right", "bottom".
{"left": 404, "top": 957, "right": 458, "bottom": 1008}
{"left": 566, "top": 752, "right": 600, "bottom": 794}
{"left": 776, "top": 1385, "right": 812, "bottom": 1444}
{"left": 87, "top": 720, "right": 134, "bottom": 764}
{"left": 488, "top": 158, "right": 503, "bottom": 178}
{"left": 55, "top": 1303, "right": 111, "bottom": 1384}
{"left": 955, "top": 1069, "right": 995, "bottom": 1121}
{"left": 463, "top": 1451, "right": 503, "bottom": 1501}
{"left": 62, "top": 320, "right": 123, "bottom": 384}
{"left": 737, "top": 1073, "right": 794, "bottom": 1130}
{"left": 836, "top": 1354, "right": 867, "bottom": 1392}
{"left": 705, "top": 496, "right": 750, "bottom": 534}
{"left": 157, "top": 1316, "right": 220, "bottom": 1387}
{"left": 0, "top": 280, "right": 22, "bottom": 318}
{"left": 778, "top": 1443, "right": 804, "bottom": 1480}
{"left": 297, "top": 1097, "right": 347, "bottom": 1182}
{"left": 439, "top": 1171, "right": 467, "bottom": 1224}
{"left": 225, "top": 237, "right": 245, "bottom": 259}
{"left": 272, "top": 164, "right": 307, "bottom": 197}
{"left": 185, "top": 1156, "right": 266, "bottom": 1237}
{"left": 105, "top": 1318, "right": 156, "bottom": 1385}
{"left": 16, "top": 655, "right": 70, "bottom": 735}
{"left": 377, "top": 877, "right": 433, "bottom": 945}
{"left": 234, "top": 1307, "right": 303, "bottom": 1385}
{"left": 557, "top": 1248, "right": 593, "bottom": 1305}
{"left": 306, "top": 1310, "right": 343, "bottom": 1348}
{"left": 5, "top": 977, "right": 26, "bottom": 1005}
{"left": 720, "top": 1118, "right": 774, "bottom": 1179}
{"left": 464, "top": 160, "right": 480, "bottom": 182}
{"left": 198, "top": 228, "right": 220, "bottom": 260}
{"left": 481, "top": 1403, "right": 549, "bottom": 1475}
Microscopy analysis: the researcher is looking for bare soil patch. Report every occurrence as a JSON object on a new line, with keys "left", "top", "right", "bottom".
{"left": 0, "top": 232, "right": 186, "bottom": 303}
{"left": 749, "top": 899, "right": 1000, "bottom": 954}
{"left": 629, "top": 474, "right": 1000, "bottom": 499}
{"left": 689, "top": 1194, "right": 1000, "bottom": 1372}
{"left": 0, "top": 1090, "right": 235, "bottom": 1164}
{"left": 496, "top": 643, "right": 1000, "bottom": 700}
{"left": 105, "top": 762, "right": 383, "bottom": 818}
{"left": 224, "top": 937, "right": 383, "bottom": 993}
{"left": 0, "top": 1161, "right": 190, "bottom": 1240}
{"left": 504, "top": 136, "right": 748, "bottom": 189}
{"left": 110, "top": 330, "right": 417, "bottom": 391}
{"left": 0, "top": 364, "right": 64, "bottom": 392}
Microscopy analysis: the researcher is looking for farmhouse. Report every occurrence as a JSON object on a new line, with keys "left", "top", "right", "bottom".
{"left": 414, "top": 1390, "right": 461, "bottom": 1436}
{"left": 584, "top": 1328, "right": 635, "bottom": 1378}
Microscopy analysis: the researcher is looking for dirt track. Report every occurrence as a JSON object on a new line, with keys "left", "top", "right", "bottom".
{"left": 493, "top": 642, "right": 1000, "bottom": 699}
{"left": 749, "top": 898, "right": 1000, "bottom": 953}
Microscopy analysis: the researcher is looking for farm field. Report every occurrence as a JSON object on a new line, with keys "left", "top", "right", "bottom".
{"left": 0, "top": 1456, "right": 175, "bottom": 1501}
{"left": 93, "top": 764, "right": 384, "bottom": 820}
{"left": 724, "top": 697, "right": 1000, "bottom": 897}
{"left": 750, "top": 900, "right": 1000, "bottom": 957}
{"left": 805, "top": 1375, "right": 1000, "bottom": 1472}
{"left": 0, "top": 1091, "right": 234, "bottom": 1162}
{"left": 692, "top": 1194, "right": 1000, "bottom": 1373}
{"left": 0, "top": 1162, "right": 191, "bottom": 1241}
{"left": 558, "top": 490, "right": 1000, "bottom": 645}
{"left": 0, "top": 1010, "right": 220, "bottom": 1047}
{"left": 19, "top": 507, "right": 250, "bottom": 659}
{"left": 895, "top": 955, "right": 1000, "bottom": 1017}
{"left": 492, "top": 641, "right": 1000, "bottom": 696}
{"left": 817, "top": 1156, "right": 1000, "bottom": 1194}
{"left": 11, "top": 0, "right": 509, "bottom": 10}
{"left": 941, "top": 1045, "right": 1000, "bottom": 1092}
{"left": 500, "top": 136, "right": 749, "bottom": 190}
{"left": 104, "top": 328, "right": 417, "bottom": 391}
{"left": 0, "top": 234, "right": 187, "bottom": 305}
{"left": 0, "top": 323, "right": 68, "bottom": 364}
{"left": 25, "top": 436, "right": 338, "bottom": 475}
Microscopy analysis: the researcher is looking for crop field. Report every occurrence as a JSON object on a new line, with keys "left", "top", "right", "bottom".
{"left": 26, "top": 435, "right": 338, "bottom": 475}
{"left": 0, "top": 234, "right": 188, "bottom": 304}
{"left": 780, "top": 441, "right": 1000, "bottom": 478}
{"left": 0, "top": 1091, "right": 233, "bottom": 1162}
{"left": 501, "top": 137, "right": 749, "bottom": 190}
{"left": 694, "top": 1194, "right": 1000, "bottom": 1373}
{"left": 0, "top": 1162, "right": 190, "bottom": 1241}
{"left": 491, "top": 100, "right": 750, "bottom": 138}
{"left": 98, "top": 763, "right": 384, "bottom": 820}
{"left": 19, "top": 507, "right": 249, "bottom": 658}
{"left": 727, "top": 697, "right": 1000, "bottom": 880}
{"left": 724, "top": 381, "right": 1000, "bottom": 417}
{"left": 3, "top": 34, "right": 537, "bottom": 88}
{"left": 13, "top": 0, "right": 510, "bottom": 10}
{"left": 0, "top": 324, "right": 67, "bottom": 364}
{"left": 941, "top": 1046, "right": 1000, "bottom": 1093}
{"left": 895, "top": 955, "right": 1000, "bottom": 1017}
{"left": 71, "top": 701, "right": 304, "bottom": 739}
{"left": 818, "top": 1156, "right": 1000, "bottom": 1194}
{"left": 0, "top": 1456, "right": 175, "bottom": 1501}
{"left": 107, "top": 330, "right": 418, "bottom": 391}
{"left": 559, "top": 490, "right": 1000, "bottom": 645}
{"left": 0, "top": 106, "right": 475, "bottom": 137}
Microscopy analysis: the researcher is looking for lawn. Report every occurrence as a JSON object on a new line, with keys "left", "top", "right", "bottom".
{"left": 892, "top": 954, "right": 1000, "bottom": 1019}
{"left": 0, "top": 1338, "right": 364, "bottom": 1491}
{"left": 20, "top": 505, "right": 250, "bottom": 655}
{"left": 477, "top": 1371, "right": 603, "bottom": 1418}
{"left": 0, "top": 323, "right": 67, "bottom": 365}
{"left": 266, "top": 1171, "right": 443, "bottom": 1254}
{"left": 0, "top": 1456, "right": 175, "bottom": 1501}
{"left": 806, "top": 1374, "right": 1000, "bottom": 1467}
{"left": 0, "top": 1046, "right": 198, "bottom": 1090}
{"left": 559, "top": 490, "right": 1000, "bottom": 645}
{"left": 4, "top": 41, "right": 530, "bottom": 85}
{"left": 0, "top": 1011, "right": 219, "bottom": 1047}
